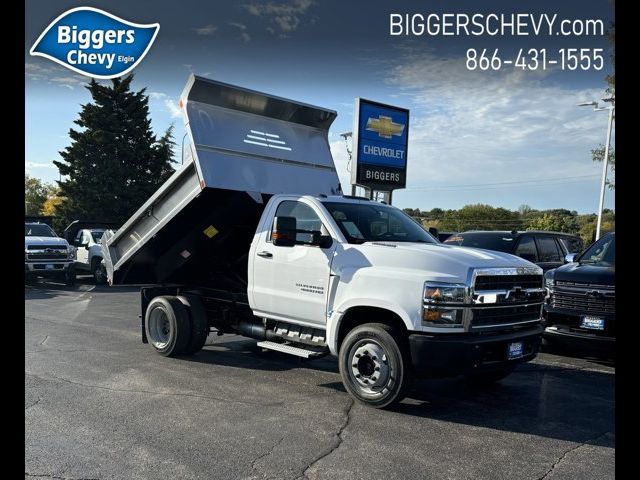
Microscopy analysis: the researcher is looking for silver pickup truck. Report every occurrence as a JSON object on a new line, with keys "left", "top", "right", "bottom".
{"left": 25, "top": 222, "right": 76, "bottom": 285}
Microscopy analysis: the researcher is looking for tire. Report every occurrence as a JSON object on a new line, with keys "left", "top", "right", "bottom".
{"left": 464, "top": 367, "right": 515, "bottom": 386}
{"left": 92, "top": 258, "right": 107, "bottom": 285}
{"left": 338, "top": 323, "right": 412, "bottom": 409}
{"left": 177, "top": 295, "right": 209, "bottom": 354}
{"left": 145, "top": 296, "right": 190, "bottom": 357}
{"left": 64, "top": 266, "right": 76, "bottom": 286}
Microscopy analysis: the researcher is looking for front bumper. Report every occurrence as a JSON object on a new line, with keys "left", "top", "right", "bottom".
{"left": 543, "top": 309, "right": 615, "bottom": 350}
{"left": 25, "top": 261, "right": 74, "bottom": 275}
{"left": 408, "top": 325, "right": 543, "bottom": 378}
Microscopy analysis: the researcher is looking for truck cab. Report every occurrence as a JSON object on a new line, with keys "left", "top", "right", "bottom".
{"left": 73, "top": 228, "right": 108, "bottom": 283}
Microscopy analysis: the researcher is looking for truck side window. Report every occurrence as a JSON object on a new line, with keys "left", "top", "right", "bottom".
{"left": 271, "top": 201, "right": 323, "bottom": 245}
{"left": 514, "top": 236, "right": 537, "bottom": 262}
{"left": 536, "top": 236, "right": 562, "bottom": 262}
{"left": 558, "top": 236, "right": 583, "bottom": 254}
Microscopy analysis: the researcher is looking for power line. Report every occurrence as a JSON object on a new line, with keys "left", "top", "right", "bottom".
{"left": 405, "top": 174, "right": 600, "bottom": 191}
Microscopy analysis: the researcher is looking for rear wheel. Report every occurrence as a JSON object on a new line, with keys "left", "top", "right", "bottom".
{"left": 464, "top": 367, "right": 515, "bottom": 386}
{"left": 145, "top": 296, "right": 190, "bottom": 357}
{"left": 339, "top": 323, "right": 412, "bottom": 409}
{"left": 177, "top": 295, "right": 209, "bottom": 354}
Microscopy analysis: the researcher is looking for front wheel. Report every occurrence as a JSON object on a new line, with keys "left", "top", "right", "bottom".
{"left": 338, "top": 323, "right": 412, "bottom": 409}
{"left": 63, "top": 266, "right": 76, "bottom": 286}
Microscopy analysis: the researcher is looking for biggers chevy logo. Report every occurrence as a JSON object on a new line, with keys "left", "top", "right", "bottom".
{"left": 29, "top": 7, "right": 159, "bottom": 79}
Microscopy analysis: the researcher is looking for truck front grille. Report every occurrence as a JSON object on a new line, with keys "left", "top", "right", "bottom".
{"left": 551, "top": 286, "right": 615, "bottom": 316}
{"left": 470, "top": 268, "right": 544, "bottom": 330}
{"left": 26, "top": 245, "right": 68, "bottom": 261}
{"left": 474, "top": 274, "right": 542, "bottom": 290}
{"left": 472, "top": 304, "right": 542, "bottom": 327}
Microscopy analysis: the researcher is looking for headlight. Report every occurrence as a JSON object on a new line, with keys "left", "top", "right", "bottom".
{"left": 424, "top": 282, "right": 467, "bottom": 304}
{"left": 423, "top": 282, "right": 467, "bottom": 327}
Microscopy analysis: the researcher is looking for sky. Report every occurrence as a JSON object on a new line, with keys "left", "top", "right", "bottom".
{"left": 25, "top": 0, "right": 615, "bottom": 214}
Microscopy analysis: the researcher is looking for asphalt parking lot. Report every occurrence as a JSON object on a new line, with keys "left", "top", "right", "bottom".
{"left": 25, "top": 279, "right": 615, "bottom": 480}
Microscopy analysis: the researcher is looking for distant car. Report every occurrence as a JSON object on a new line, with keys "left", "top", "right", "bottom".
{"left": 543, "top": 232, "right": 615, "bottom": 353}
{"left": 443, "top": 230, "right": 583, "bottom": 272}
{"left": 25, "top": 222, "right": 75, "bottom": 285}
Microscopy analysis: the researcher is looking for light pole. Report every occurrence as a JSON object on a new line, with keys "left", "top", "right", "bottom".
{"left": 578, "top": 98, "right": 614, "bottom": 241}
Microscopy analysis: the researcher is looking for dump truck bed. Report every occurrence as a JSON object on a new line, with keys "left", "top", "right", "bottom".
{"left": 103, "top": 75, "right": 342, "bottom": 286}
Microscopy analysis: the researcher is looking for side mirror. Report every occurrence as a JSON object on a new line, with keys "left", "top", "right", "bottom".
{"left": 565, "top": 253, "right": 578, "bottom": 263}
{"left": 311, "top": 231, "right": 333, "bottom": 249}
{"left": 428, "top": 227, "right": 439, "bottom": 238}
{"left": 272, "top": 216, "right": 297, "bottom": 247}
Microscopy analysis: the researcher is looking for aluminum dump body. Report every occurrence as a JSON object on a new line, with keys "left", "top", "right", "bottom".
{"left": 103, "top": 75, "right": 341, "bottom": 285}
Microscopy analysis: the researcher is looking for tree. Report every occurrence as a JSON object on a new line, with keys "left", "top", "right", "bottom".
{"left": 439, "top": 204, "right": 521, "bottom": 231}
{"left": 53, "top": 75, "right": 176, "bottom": 226}
{"left": 525, "top": 213, "right": 580, "bottom": 234}
{"left": 25, "top": 174, "right": 56, "bottom": 215}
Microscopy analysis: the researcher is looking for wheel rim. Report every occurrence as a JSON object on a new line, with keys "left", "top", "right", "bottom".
{"left": 94, "top": 265, "right": 104, "bottom": 283}
{"left": 347, "top": 339, "right": 393, "bottom": 399}
{"left": 148, "top": 306, "right": 172, "bottom": 349}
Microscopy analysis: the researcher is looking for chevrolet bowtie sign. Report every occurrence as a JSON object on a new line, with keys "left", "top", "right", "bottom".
{"left": 351, "top": 98, "right": 409, "bottom": 190}
{"left": 366, "top": 115, "right": 405, "bottom": 139}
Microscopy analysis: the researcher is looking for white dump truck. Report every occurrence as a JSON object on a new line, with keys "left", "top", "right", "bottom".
{"left": 103, "top": 75, "right": 545, "bottom": 408}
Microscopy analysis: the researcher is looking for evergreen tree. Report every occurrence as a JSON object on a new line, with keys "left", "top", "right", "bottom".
{"left": 54, "top": 75, "right": 176, "bottom": 226}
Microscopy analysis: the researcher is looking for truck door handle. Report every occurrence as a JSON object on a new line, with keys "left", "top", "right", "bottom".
{"left": 257, "top": 251, "right": 273, "bottom": 258}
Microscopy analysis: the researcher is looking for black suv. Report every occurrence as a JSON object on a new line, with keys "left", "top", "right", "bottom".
{"left": 543, "top": 232, "right": 615, "bottom": 352}
{"left": 443, "top": 230, "right": 583, "bottom": 272}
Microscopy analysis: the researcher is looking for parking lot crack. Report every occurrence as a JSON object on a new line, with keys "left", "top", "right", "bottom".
{"left": 25, "top": 472, "right": 100, "bottom": 480}
{"left": 251, "top": 435, "right": 285, "bottom": 471}
{"left": 298, "top": 398, "right": 354, "bottom": 479}
{"left": 538, "top": 431, "right": 612, "bottom": 480}
{"left": 40, "top": 335, "right": 49, "bottom": 345}
{"left": 25, "top": 398, "right": 41, "bottom": 410}
{"left": 25, "top": 371, "right": 283, "bottom": 407}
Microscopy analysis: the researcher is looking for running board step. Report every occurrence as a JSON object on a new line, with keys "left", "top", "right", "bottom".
{"left": 257, "top": 341, "right": 327, "bottom": 358}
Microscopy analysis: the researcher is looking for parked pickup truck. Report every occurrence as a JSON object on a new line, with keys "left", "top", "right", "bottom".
{"left": 103, "top": 76, "right": 545, "bottom": 408}
{"left": 25, "top": 222, "right": 75, "bottom": 285}
{"left": 543, "top": 232, "right": 615, "bottom": 354}
{"left": 63, "top": 221, "right": 117, "bottom": 284}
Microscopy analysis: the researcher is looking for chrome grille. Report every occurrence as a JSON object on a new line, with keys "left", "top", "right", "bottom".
{"left": 470, "top": 268, "right": 544, "bottom": 330}
{"left": 26, "top": 245, "right": 67, "bottom": 261}
{"left": 472, "top": 304, "right": 542, "bottom": 327}
{"left": 474, "top": 274, "right": 542, "bottom": 290}
{"left": 551, "top": 286, "right": 615, "bottom": 316}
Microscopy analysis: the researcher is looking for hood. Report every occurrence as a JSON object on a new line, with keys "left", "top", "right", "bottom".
{"left": 25, "top": 236, "right": 69, "bottom": 248}
{"left": 549, "top": 262, "right": 615, "bottom": 286}
{"left": 345, "top": 242, "right": 539, "bottom": 283}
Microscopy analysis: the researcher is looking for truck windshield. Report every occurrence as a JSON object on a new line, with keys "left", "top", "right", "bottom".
{"left": 91, "top": 230, "right": 105, "bottom": 242}
{"left": 322, "top": 202, "right": 437, "bottom": 244}
{"left": 443, "top": 233, "right": 515, "bottom": 253}
{"left": 579, "top": 234, "right": 615, "bottom": 266}
{"left": 25, "top": 224, "right": 57, "bottom": 237}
